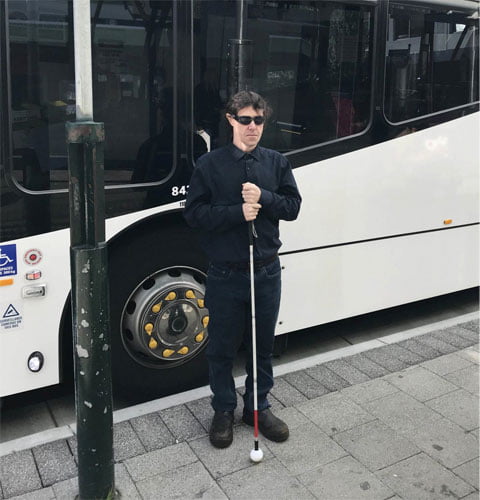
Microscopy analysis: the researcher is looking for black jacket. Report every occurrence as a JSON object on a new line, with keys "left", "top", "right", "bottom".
{"left": 184, "top": 143, "right": 301, "bottom": 263}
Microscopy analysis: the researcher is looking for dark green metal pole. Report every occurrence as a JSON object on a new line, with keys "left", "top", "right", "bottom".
{"left": 67, "top": 121, "right": 115, "bottom": 500}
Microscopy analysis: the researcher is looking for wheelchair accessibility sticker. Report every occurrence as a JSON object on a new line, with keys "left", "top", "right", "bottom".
{"left": 0, "top": 303, "right": 23, "bottom": 331}
{"left": 0, "top": 245, "right": 17, "bottom": 277}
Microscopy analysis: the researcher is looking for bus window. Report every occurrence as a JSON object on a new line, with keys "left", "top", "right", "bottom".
{"left": 7, "top": 0, "right": 175, "bottom": 191}
{"left": 193, "top": 1, "right": 374, "bottom": 154}
{"left": 385, "top": 3, "right": 479, "bottom": 123}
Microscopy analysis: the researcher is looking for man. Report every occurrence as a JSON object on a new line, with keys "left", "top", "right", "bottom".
{"left": 184, "top": 90, "right": 301, "bottom": 448}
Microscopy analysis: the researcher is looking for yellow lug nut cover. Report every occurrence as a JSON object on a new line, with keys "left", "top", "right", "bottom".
{"left": 195, "top": 332, "right": 204, "bottom": 343}
{"left": 162, "top": 349, "right": 175, "bottom": 357}
{"left": 202, "top": 316, "right": 209, "bottom": 327}
{"left": 148, "top": 338, "right": 158, "bottom": 349}
{"left": 177, "top": 346, "right": 189, "bottom": 355}
{"left": 197, "top": 299, "right": 205, "bottom": 308}
{"left": 185, "top": 290, "right": 196, "bottom": 299}
{"left": 144, "top": 323, "right": 154, "bottom": 335}
{"left": 151, "top": 302, "right": 162, "bottom": 313}
{"left": 165, "top": 291, "right": 177, "bottom": 301}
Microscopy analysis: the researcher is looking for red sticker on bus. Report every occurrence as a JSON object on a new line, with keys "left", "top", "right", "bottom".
{"left": 24, "top": 249, "right": 43, "bottom": 266}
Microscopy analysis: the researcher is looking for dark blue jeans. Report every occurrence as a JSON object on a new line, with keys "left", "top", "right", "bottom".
{"left": 204, "top": 257, "right": 281, "bottom": 413}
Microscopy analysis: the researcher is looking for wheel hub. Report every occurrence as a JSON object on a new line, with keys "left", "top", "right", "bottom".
{"left": 121, "top": 267, "right": 208, "bottom": 367}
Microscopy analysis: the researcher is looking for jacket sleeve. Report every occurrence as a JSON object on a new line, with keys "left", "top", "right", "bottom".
{"left": 183, "top": 165, "right": 245, "bottom": 232}
{"left": 259, "top": 158, "right": 302, "bottom": 221}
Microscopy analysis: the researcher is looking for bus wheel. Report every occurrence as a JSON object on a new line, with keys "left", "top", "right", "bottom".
{"left": 109, "top": 227, "right": 209, "bottom": 401}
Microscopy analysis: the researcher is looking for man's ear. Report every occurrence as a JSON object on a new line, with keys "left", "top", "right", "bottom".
{"left": 226, "top": 113, "right": 234, "bottom": 126}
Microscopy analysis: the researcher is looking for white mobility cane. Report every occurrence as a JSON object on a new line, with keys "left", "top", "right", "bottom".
{"left": 249, "top": 221, "right": 264, "bottom": 463}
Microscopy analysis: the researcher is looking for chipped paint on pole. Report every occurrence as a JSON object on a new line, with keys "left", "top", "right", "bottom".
{"left": 69, "top": 1, "right": 114, "bottom": 498}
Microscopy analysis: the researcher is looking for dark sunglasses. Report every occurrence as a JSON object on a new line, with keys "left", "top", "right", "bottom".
{"left": 232, "top": 115, "right": 265, "bottom": 126}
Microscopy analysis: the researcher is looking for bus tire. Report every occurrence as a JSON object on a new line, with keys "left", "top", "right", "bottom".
{"left": 108, "top": 223, "right": 209, "bottom": 402}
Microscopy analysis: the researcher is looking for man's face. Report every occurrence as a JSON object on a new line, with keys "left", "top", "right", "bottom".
{"left": 226, "top": 106, "right": 265, "bottom": 152}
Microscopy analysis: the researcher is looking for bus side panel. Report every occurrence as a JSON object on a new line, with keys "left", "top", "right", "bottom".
{"left": 277, "top": 224, "right": 479, "bottom": 335}
{"left": 0, "top": 229, "right": 70, "bottom": 397}
{"left": 282, "top": 113, "right": 479, "bottom": 253}
{"left": 0, "top": 202, "right": 183, "bottom": 397}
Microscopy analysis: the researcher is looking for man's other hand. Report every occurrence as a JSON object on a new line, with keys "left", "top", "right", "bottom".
{"left": 242, "top": 182, "right": 261, "bottom": 204}
{"left": 242, "top": 203, "right": 262, "bottom": 221}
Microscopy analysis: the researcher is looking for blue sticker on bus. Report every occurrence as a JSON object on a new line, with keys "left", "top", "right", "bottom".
{"left": 0, "top": 244, "right": 17, "bottom": 277}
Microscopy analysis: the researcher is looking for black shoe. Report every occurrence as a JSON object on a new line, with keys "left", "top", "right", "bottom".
{"left": 242, "top": 408, "right": 289, "bottom": 442}
{"left": 209, "top": 410, "right": 234, "bottom": 448}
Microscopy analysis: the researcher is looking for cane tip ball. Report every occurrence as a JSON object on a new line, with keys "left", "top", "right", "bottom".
{"left": 250, "top": 448, "right": 264, "bottom": 463}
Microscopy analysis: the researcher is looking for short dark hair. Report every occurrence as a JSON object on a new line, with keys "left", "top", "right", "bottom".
{"left": 225, "top": 91, "right": 272, "bottom": 119}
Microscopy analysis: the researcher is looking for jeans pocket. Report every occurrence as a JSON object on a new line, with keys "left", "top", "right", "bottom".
{"left": 264, "top": 258, "right": 281, "bottom": 279}
{"left": 207, "top": 263, "right": 232, "bottom": 280}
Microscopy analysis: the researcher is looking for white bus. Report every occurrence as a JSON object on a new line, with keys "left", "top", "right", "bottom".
{"left": 0, "top": 0, "right": 478, "bottom": 400}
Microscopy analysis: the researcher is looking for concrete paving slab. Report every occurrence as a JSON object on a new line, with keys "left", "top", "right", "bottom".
{"left": 323, "top": 358, "right": 371, "bottom": 385}
{"left": 415, "top": 334, "right": 459, "bottom": 354}
{"left": 297, "top": 455, "right": 394, "bottom": 500}
{"left": 130, "top": 412, "right": 175, "bottom": 452}
{"left": 0, "top": 450, "right": 42, "bottom": 498}
{"left": 433, "top": 327, "right": 477, "bottom": 348}
{"left": 264, "top": 422, "right": 347, "bottom": 475}
{"left": 283, "top": 370, "right": 330, "bottom": 399}
{"left": 455, "top": 325, "right": 479, "bottom": 342}
{"left": 384, "top": 343, "right": 427, "bottom": 366}
{"left": 135, "top": 460, "right": 227, "bottom": 500}
{"left": 265, "top": 391, "right": 285, "bottom": 413}
{"left": 333, "top": 420, "right": 419, "bottom": 471}
{"left": 270, "top": 377, "right": 308, "bottom": 407}
{"left": 32, "top": 440, "right": 77, "bottom": 487}
{"left": 400, "top": 417, "right": 479, "bottom": 469}
{"left": 376, "top": 452, "right": 474, "bottom": 500}
{"left": 52, "top": 463, "right": 140, "bottom": 499}
{"left": 362, "top": 391, "right": 443, "bottom": 434}
{"left": 0, "top": 403, "right": 54, "bottom": 444}
{"left": 458, "top": 319, "right": 479, "bottom": 333}
{"left": 453, "top": 457, "right": 479, "bottom": 490}
{"left": 383, "top": 366, "right": 458, "bottom": 402}
{"left": 456, "top": 346, "right": 480, "bottom": 364}
{"left": 395, "top": 337, "right": 442, "bottom": 360}
{"left": 420, "top": 351, "right": 474, "bottom": 375}
{"left": 426, "top": 389, "right": 480, "bottom": 431}
{"left": 340, "top": 378, "right": 399, "bottom": 404}
{"left": 123, "top": 441, "right": 197, "bottom": 482}
{"left": 342, "top": 353, "right": 390, "bottom": 378}
{"left": 159, "top": 404, "right": 206, "bottom": 442}
{"left": 461, "top": 492, "right": 480, "bottom": 500}
{"left": 217, "top": 458, "right": 315, "bottom": 500}
{"left": 69, "top": 421, "right": 146, "bottom": 464}
{"left": 111, "top": 421, "right": 146, "bottom": 462}
{"left": 9, "top": 487, "right": 55, "bottom": 500}
{"left": 297, "top": 392, "right": 375, "bottom": 435}
{"left": 444, "top": 365, "right": 479, "bottom": 394}
{"left": 305, "top": 364, "right": 350, "bottom": 391}
{"left": 186, "top": 396, "right": 213, "bottom": 431}
{"left": 269, "top": 406, "right": 311, "bottom": 431}
{"left": 361, "top": 346, "right": 410, "bottom": 372}
{"left": 188, "top": 424, "right": 273, "bottom": 479}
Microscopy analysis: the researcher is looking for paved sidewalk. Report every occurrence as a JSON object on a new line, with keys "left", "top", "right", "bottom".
{"left": 0, "top": 320, "right": 478, "bottom": 499}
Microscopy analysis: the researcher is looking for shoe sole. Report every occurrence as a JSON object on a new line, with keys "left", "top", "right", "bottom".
{"left": 209, "top": 436, "right": 233, "bottom": 449}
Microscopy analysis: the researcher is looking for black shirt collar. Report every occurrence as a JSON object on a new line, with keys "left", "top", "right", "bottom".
{"left": 229, "top": 143, "right": 260, "bottom": 162}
